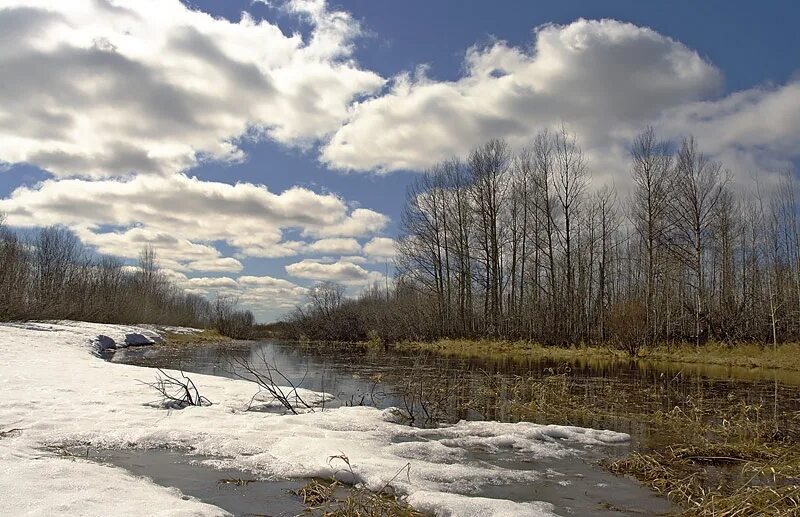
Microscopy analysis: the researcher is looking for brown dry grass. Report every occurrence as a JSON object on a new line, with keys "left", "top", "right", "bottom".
{"left": 293, "top": 479, "right": 425, "bottom": 517}
{"left": 162, "top": 329, "right": 231, "bottom": 346}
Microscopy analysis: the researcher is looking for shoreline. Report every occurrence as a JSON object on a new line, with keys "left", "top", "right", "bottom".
{"left": 390, "top": 339, "right": 800, "bottom": 374}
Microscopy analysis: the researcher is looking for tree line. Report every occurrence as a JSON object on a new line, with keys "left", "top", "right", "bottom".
{"left": 287, "top": 127, "right": 800, "bottom": 351}
{"left": 0, "top": 217, "right": 254, "bottom": 337}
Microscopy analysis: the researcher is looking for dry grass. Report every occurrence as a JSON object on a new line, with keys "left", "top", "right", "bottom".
{"left": 640, "top": 342, "right": 800, "bottom": 371}
{"left": 601, "top": 399, "right": 800, "bottom": 515}
{"left": 459, "top": 367, "right": 800, "bottom": 515}
{"left": 290, "top": 339, "right": 800, "bottom": 514}
{"left": 162, "top": 329, "right": 231, "bottom": 346}
{"left": 397, "top": 338, "right": 800, "bottom": 373}
{"left": 293, "top": 479, "right": 425, "bottom": 517}
{"left": 605, "top": 447, "right": 800, "bottom": 516}
{"left": 395, "top": 339, "right": 625, "bottom": 363}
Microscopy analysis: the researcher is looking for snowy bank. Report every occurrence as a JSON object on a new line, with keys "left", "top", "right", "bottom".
{"left": 0, "top": 321, "right": 630, "bottom": 516}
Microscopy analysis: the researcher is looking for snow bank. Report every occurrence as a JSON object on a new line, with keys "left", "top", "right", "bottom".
{"left": 0, "top": 321, "right": 630, "bottom": 516}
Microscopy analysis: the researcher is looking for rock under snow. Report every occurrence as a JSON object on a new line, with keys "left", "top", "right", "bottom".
{"left": 96, "top": 334, "right": 116, "bottom": 351}
{"left": 123, "top": 332, "right": 158, "bottom": 346}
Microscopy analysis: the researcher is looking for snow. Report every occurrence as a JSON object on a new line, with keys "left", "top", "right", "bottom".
{"left": 0, "top": 321, "right": 631, "bottom": 516}
{"left": 407, "top": 492, "right": 558, "bottom": 517}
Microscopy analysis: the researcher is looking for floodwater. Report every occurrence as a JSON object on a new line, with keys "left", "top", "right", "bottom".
{"left": 99, "top": 340, "right": 800, "bottom": 516}
{"left": 68, "top": 446, "right": 308, "bottom": 517}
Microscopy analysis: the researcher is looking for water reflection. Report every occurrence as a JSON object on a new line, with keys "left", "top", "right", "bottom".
{"left": 109, "top": 341, "right": 758, "bottom": 515}
{"left": 110, "top": 340, "right": 800, "bottom": 450}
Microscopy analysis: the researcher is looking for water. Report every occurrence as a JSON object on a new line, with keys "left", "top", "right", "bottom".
{"left": 69, "top": 447, "right": 307, "bottom": 517}
{"left": 109, "top": 340, "right": 800, "bottom": 437}
{"left": 101, "top": 340, "right": 800, "bottom": 515}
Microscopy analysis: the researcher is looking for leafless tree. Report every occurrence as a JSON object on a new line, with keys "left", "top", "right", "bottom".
{"left": 669, "top": 137, "right": 728, "bottom": 345}
{"left": 0, "top": 224, "right": 251, "bottom": 335}
{"left": 553, "top": 126, "right": 589, "bottom": 341}
{"left": 630, "top": 127, "right": 674, "bottom": 343}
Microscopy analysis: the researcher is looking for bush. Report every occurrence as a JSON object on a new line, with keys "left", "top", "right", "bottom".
{"left": 606, "top": 299, "right": 648, "bottom": 356}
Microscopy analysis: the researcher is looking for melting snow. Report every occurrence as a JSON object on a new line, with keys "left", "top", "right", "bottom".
{"left": 0, "top": 321, "right": 630, "bottom": 516}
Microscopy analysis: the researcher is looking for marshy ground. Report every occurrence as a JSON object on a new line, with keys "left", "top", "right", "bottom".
{"left": 111, "top": 337, "right": 800, "bottom": 515}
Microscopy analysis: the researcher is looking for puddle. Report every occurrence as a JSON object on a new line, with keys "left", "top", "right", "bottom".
{"left": 471, "top": 450, "right": 673, "bottom": 515}
{"left": 70, "top": 444, "right": 672, "bottom": 516}
{"left": 68, "top": 447, "right": 306, "bottom": 517}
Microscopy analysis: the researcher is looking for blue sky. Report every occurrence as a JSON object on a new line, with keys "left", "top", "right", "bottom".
{"left": 1, "top": 0, "right": 798, "bottom": 320}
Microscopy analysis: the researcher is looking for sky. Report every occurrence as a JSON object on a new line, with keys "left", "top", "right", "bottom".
{"left": 0, "top": 0, "right": 798, "bottom": 321}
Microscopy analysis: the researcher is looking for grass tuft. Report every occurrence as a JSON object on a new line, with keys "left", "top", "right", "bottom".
{"left": 292, "top": 478, "right": 424, "bottom": 516}
{"left": 162, "top": 329, "right": 231, "bottom": 345}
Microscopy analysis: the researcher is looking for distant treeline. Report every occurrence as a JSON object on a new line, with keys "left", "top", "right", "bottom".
{"left": 286, "top": 127, "right": 800, "bottom": 352}
{"left": 0, "top": 217, "right": 254, "bottom": 337}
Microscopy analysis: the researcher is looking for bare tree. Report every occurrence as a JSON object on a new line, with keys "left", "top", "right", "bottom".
{"left": 630, "top": 127, "right": 674, "bottom": 343}
{"left": 143, "top": 369, "right": 212, "bottom": 409}
{"left": 307, "top": 282, "right": 346, "bottom": 318}
{"left": 226, "top": 348, "right": 315, "bottom": 414}
{"left": 33, "top": 226, "right": 83, "bottom": 317}
{"left": 469, "top": 139, "right": 511, "bottom": 335}
{"left": 669, "top": 137, "right": 728, "bottom": 346}
{"left": 553, "top": 126, "right": 589, "bottom": 341}
{"left": 290, "top": 131, "right": 800, "bottom": 351}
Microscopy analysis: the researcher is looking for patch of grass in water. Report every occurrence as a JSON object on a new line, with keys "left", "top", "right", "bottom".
{"left": 640, "top": 342, "right": 800, "bottom": 372}
{"left": 293, "top": 479, "right": 424, "bottom": 516}
{"left": 605, "top": 445, "right": 800, "bottom": 516}
{"left": 480, "top": 371, "right": 800, "bottom": 515}
{"left": 398, "top": 339, "right": 800, "bottom": 373}
{"left": 162, "top": 329, "right": 231, "bottom": 346}
{"left": 396, "top": 339, "right": 625, "bottom": 362}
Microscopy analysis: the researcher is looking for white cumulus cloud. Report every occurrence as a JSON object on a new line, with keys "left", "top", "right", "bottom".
{"left": 285, "top": 258, "right": 385, "bottom": 286}
{"left": 0, "top": 0, "right": 383, "bottom": 177}
{"left": 321, "top": 19, "right": 722, "bottom": 173}
{"left": 319, "top": 18, "right": 799, "bottom": 189}
{"left": 363, "top": 237, "right": 396, "bottom": 259}
{"left": 0, "top": 173, "right": 388, "bottom": 271}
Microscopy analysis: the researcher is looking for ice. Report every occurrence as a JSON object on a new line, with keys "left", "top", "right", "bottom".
{"left": 0, "top": 321, "right": 630, "bottom": 516}
{"left": 407, "top": 491, "right": 558, "bottom": 517}
{"left": 251, "top": 386, "right": 335, "bottom": 410}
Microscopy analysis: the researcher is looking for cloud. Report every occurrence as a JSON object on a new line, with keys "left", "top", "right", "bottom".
{"left": 654, "top": 81, "right": 800, "bottom": 183}
{"left": 0, "top": 0, "right": 383, "bottom": 177}
{"left": 307, "top": 237, "right": 362, "bottom": 254}
{"left": 321, "top": 19, "right": 721, "bottom": 173}
{"left": 285, "top": 258, "right": 385, "bottom": 286}
{"left": 178, "top": 274, "right": 309, "bottom": 321}
{"left": 2, "top": 5, "right": 796, "bottom": 185}
{"left": 318, "top": 17, "right": 799, "bottom": 189}
{"left": 185, "top": 258, "right": 244, "bottom": 273}
{"left": 238, "top": 275, "right": 303, "bottom": 289}
{"left": 0, "top": 173, "right": 388, "bottom": 270}
{"left": 305, "top": 208, "right": 389, "bottom": 238}
{"left": 183, "top": 276, "right": 240, "bottom": 289}
{"left": 363, "top": 237, "right": 396, "bottom": 259}
{"left": 3, "top": 4, "right": 797, "bottom": 318}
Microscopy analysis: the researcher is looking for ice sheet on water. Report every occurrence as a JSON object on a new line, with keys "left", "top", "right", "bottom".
{"left": 407, "top": 491, "right": 558, "bottom": 517}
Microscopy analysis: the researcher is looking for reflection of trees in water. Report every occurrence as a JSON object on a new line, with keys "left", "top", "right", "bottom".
{"left": 115, "top": 340, "right": 800, "bottom": 445}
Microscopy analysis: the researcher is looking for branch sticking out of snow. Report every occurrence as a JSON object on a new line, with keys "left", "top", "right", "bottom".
{"left": 225, "top": 348, "right": 317, "bottom": 414}
{"left": 141, "top": 369, "right": 211, "bottom": 409}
